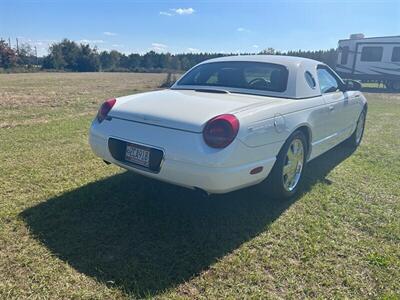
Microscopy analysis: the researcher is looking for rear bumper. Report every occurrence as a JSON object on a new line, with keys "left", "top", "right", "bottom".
{"left": 89, "top": 118, "right": 278, "bottom": 194}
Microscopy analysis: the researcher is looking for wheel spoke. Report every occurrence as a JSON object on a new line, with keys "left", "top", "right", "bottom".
{"left": 283, "top": 163, "right": 291, "bottom": 176}
{"left": 287, "top": 147, "right": 295, "bottom": 161}
{"left": 282, "top": 138, "right": 305, "bottom": 192}
{"left": 292, "top": 142, "right": 299, "bottom": 155}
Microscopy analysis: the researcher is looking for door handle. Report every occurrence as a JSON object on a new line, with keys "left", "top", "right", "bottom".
{"left": 328, "top": 105, "right": 334, "bottom": 111}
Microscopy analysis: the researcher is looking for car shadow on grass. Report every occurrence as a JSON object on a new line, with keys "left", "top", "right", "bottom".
{"left": 21, "top": 143, "right": 355, "bottom": 297}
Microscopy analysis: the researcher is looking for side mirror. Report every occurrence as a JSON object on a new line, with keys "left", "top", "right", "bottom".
{"left": 343, "top": 79, "right": 362, "bottom": 91}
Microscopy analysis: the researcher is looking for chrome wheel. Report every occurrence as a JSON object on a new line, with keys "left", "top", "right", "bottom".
{"left": 282, "top": 138, "right": 304, "bottom": 192}
{"left": 355, "top": 111, "right": 365, "bottom": 144}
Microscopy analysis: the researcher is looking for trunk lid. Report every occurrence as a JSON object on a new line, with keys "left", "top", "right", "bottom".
{"left": 109, "top": 89, "right": 281, "bottom": 132}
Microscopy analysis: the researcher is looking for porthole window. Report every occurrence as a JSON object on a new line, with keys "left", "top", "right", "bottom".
{"left": 305, "top": 71, "right": 316, "bottom": 89}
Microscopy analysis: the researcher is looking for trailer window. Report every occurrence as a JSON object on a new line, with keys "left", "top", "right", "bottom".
{"left": 340, "top": 46, "right": 349, "bottom": 64}
{"left": 361, "top": 47, "right": 383, "bottom": 62}
{"left": 391, "top": 47, "right": 400, "bottom": 62}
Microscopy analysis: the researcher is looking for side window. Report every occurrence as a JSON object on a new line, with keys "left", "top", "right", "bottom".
{"left": 340, "top": 46, "right": 349, "bottom": 64}
{"left": 317, "top": 68, "right": 339, "bottom": 94}
{"left": 361, "top": 46, "right": 383, "bottom": 62}
{"left": 392, "top": 47, "right": 400, "bottom": 62}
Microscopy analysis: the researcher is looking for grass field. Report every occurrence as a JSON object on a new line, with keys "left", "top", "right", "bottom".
{"left": 0, "top": 73, "right": 399, "bottom": 299}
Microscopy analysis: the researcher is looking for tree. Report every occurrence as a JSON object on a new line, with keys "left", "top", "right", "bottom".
{"left": 43, "top": 39, "right": 99, "bottom": 71}
{"left": 59, "top": 39, "right": 80, "bottom": 70}
{"left": 169, "top": 55, "right": 181, "bottom": 70}
{"left": 141, "top": 51, "right": 157, "bottom": 69}
{"left": 17, "top": 43, "right": 35, "bottom": 67}
{"left": 38, "top": 38, "right": 338, "bottom": 73}
{"left": 259, "top": 47, "right": 276, "bottom": 55}
{"left": 43, "top": 41, "right": 68, "bottom": 69}
{"left": 0, "top": 39, "right": 17, "bottom": 68}
{"left": 127, "top": 53, "right": 141, "bottom": 70}
{"left": 76, "top": 44, "right": 100, "bottom": 72}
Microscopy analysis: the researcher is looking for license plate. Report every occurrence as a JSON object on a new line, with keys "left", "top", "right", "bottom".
{"left": 125, "top": 143, "right": 150, "bottom": 167}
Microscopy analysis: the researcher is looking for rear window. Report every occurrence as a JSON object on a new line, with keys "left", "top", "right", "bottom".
{"left": 361, "top": 46, "right": 383, "bottom": 62}
{"left": 176, "top": 61, "right": 289, "bottom": 92}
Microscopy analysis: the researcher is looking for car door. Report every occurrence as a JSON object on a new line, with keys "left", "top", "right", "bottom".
{"left": 316, "top": 65, "right": 348, "bottom": 148}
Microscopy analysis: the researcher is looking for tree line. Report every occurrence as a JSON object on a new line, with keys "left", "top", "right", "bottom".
{"left": 0, "top": 38, "right": 338, "bottom": 72}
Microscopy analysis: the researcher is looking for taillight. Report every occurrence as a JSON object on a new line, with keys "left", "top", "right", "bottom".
{"left": 97, "top": 98, "right": 116, "bottom": 123}
{"left": 203, "top": 114, "right": 240, "bottom": 148}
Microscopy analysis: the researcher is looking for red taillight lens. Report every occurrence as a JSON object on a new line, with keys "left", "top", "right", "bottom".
{"left": 203, "top": 114, "right": 240, "bottom": 148}
{"left": 97, "top": 98, "right": 116, "bottom": 123}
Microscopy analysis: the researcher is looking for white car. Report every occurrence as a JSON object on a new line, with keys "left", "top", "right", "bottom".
{"left": 89, "top": 55, "right": 367, "bottom": 198}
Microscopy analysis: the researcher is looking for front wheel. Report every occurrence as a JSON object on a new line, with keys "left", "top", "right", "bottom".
{"left": 345, "top": 108, "right": 367, "bottom": 148}
{"left": 262, "top": 131, "right": 307, "bottom": 199}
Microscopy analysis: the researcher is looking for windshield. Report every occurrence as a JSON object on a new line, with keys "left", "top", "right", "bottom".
{"left": 175, "top": 61, "right": 289, "bottom": 93}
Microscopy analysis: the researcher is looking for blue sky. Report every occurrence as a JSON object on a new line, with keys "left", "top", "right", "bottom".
{"left": 1, "top": 0, "right": 399, "bottom": 56}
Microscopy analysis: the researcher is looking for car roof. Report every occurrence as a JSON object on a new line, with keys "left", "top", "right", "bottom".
{"left": 174, "top": 55, "right": 327, "bottom": 99}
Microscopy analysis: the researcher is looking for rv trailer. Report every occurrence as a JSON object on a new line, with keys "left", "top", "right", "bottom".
{"left": 336, "top": 34, "right": 400, "bottom": 91}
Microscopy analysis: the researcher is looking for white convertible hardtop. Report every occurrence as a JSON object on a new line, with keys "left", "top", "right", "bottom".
{"left": 174, "top": 55, "right": 331, "bottom": 99}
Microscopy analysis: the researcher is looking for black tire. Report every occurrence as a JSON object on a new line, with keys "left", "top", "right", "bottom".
{"left": 345, "top": 107, "right": 367, "bottom": 148}
{"left": 387, "top": 80, "right": 400, "bottom": 92}
{"left": 392, "top": 81, "right": 400, "bottom": 92}
{"left": 262, "top": 130, "right": 308, "bottom": 200}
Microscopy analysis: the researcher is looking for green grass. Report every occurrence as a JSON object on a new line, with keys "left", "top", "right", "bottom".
{"left": 0, "top": 73, "right": 399, "bottom": 299}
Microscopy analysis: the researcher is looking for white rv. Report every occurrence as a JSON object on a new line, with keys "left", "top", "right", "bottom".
{"left": 336, "top": 34, "right": 400, "bottom": 91}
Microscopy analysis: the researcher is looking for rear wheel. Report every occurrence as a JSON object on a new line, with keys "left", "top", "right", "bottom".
{"left": 263, "top": 131, "right": 307, "bottom": 199}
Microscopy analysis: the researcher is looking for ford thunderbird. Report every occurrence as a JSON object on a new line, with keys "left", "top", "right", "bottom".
{"left": 89, "top": 55, "right": 367, "bottom": 198}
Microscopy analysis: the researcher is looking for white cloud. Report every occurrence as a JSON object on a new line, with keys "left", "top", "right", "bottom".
{"left": 103, "top": 31, "right": 117, "bottom": 36}
{"left": 151, "top": 42, "right": 168, "bottom": 52}
{"left": 79, "top": 39, "right": 105, "bottom": 44}
{"left": 171, "top": 8, "right": 195, "bottom": 15}
{"left": 237, "top": 27, "right": 250, "bottom": 33}
{"left": 252, "top": 45, "right": 259, "bottom": 48}
{"left": 111, "top": 44, "right": 123, "bottom": 48}
{"left": 187, "top": 47, "right": 200, "bottom": 53}
{"left": 160, "top": 11, "right": 173, "bottom": 16}
{"left": 152, "top": 43, "right": 167, "bottom": 48}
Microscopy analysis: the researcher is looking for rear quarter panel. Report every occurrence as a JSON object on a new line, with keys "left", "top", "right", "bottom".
{"left": 237, "top": 96, "right": 327, "bottom": 160}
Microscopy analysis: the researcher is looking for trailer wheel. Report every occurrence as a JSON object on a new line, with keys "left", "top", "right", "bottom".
{"left": 392, "top": 81, "right": 400, "bottom": 92}
{"left": 386, "top": 80, "right": 400, "bottom": 92}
